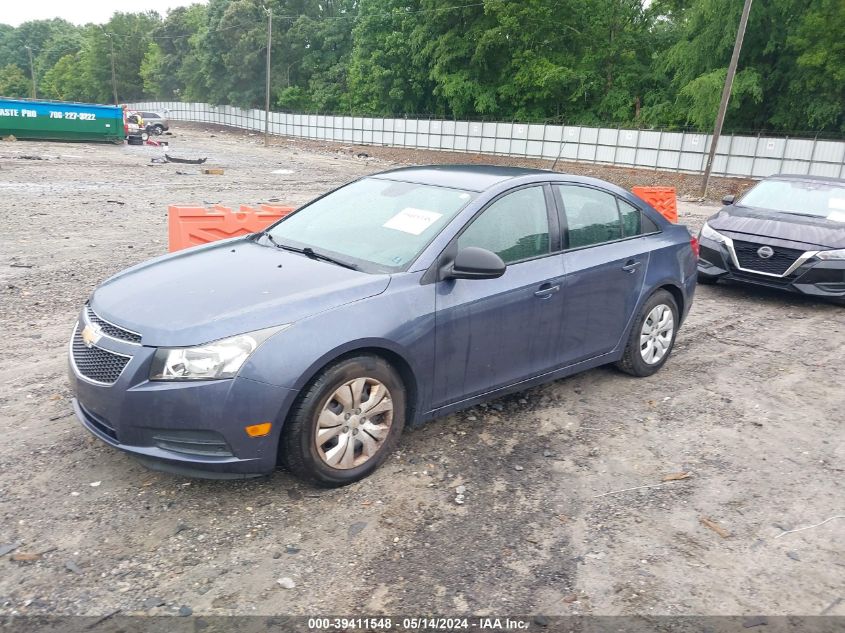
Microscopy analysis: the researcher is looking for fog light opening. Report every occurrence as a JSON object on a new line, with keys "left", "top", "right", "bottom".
{"left": 245, "top": 422, "right": 272, "bottom": 437}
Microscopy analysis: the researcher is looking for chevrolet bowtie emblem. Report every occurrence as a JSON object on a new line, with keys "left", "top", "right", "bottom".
{"left": 81, "top": 323, "right": 102, "bottom": 348}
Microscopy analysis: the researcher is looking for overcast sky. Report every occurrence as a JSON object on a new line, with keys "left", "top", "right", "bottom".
{"left": 4, "top": 0, "right": 208, "bottom": 27}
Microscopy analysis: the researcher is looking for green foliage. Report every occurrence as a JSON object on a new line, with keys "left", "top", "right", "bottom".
{"left": 0, "top": 63, "right": 30, "bottom": 98}
{"left": 0, "top": 0, "right": 842, "bottom": 134}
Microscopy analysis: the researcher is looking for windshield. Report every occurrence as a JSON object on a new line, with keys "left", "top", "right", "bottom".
{"left": 739, "top": 179, "right": 845, "bottom": 222}
{"left": 265, "top": 178, "right": 476, "bottom": 272}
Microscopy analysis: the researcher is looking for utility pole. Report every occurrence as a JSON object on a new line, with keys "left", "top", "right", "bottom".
{"left": 700, "top": 0, "right": 753, "bottom": 197}
{"left": 106, "top": 34, "right": 119, "bottom": 105}
{"left": 264, "top": 6, "right": 272, "bottom": 147}
{"left": 24, "top": 46, "right": 36, "bottom": 99}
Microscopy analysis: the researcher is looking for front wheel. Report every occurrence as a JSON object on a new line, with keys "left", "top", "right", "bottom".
{"left": 152, "top": 124, "right": 164, "bottom": 135}
{"left": 280, "top": 355, "right": 405, "bottom": 486}
{"left": 616, "top": 290, "right": 679, "bottom": 377}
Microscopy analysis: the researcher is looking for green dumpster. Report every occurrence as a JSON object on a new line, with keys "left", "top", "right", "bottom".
{"left": 0, "top": 98, "right": 125, "bottom": 143}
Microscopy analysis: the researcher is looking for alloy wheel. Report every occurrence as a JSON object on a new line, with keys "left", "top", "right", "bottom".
{"left": 315, "top": 377, "right": 394, "bottom": 469}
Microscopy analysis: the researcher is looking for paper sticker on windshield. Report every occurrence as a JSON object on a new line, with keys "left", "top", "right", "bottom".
{"left": 383, "top": 208, "right": 443, "bottom": 235}
{"left": 827, "top": 210, "right": 845, "bottom": 223}
{"left": 829, "top": 198, "right": 845, "bottom": 210}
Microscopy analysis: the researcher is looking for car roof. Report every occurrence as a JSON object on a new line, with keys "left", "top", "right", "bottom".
{"left": 370, "top": 164, "right": 553, "bottom": 191}
{"left": 766, "top": 174, "right": 845, "bottom": 185}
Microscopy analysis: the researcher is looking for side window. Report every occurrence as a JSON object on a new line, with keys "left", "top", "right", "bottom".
{"left": 641, "top": 212, "right": 659, "bottom": 234}
{"left": 556, "top": 185, "right": 622, "bottom": 248}
{"left": 457, "top": 186, "right": 550, "bottom": 264}
{"left": 618, "top": 199, "right": 641, "bottom": 236}
{"left": 142, "top": 112, "right": 156, "bottom": 119}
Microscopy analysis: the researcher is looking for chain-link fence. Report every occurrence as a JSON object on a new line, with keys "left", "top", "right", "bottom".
{"left": 129, "top": 101, "right": 845, "bottom": 180}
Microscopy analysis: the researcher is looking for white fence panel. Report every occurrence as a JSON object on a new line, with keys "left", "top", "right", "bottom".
{"left": 126, "top": 102, "right": 845, "bottom": 179}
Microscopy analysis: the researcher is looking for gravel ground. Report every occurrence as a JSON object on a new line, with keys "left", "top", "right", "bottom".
{"left": 0, "top": 125, "right": 842, "bottom": 619}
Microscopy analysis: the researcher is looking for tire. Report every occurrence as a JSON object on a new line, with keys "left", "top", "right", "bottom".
{"left": 697, "top": 271, "right": 719, "bottom": 285}
{"left": 280, "top": 355, "right": 406, "bottom": 487}
{"left": 152, "top": 124, "right": 164, "bottom": 136}
{"left": 140, "top": 131, "right": 150, "bottom": 142}
{"left": 616, "top": 289, "right": 679, "bottom": 377}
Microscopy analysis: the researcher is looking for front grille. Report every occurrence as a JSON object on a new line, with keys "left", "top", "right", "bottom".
{"left": 72, "top": 327, "right": 131, "bottom": 384}
{"left": 729, "top": 270, "right": 795, "bottom": 287}
{"left": 85, "top": 305, "right": 141, "bottom": 344}
{"left": 732, "top": 241, "right": 804, "bottom": 276}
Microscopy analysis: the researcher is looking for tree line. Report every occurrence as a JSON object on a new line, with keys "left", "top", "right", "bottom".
{"left": 0, "top": 0, "right": 842, "bottom": 134}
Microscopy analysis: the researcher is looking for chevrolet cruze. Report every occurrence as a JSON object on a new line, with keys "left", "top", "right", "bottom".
{"left": 69, "top": 166, "right": 697, "bottom": 485}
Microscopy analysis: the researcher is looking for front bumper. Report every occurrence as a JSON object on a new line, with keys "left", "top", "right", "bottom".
{"left": 68, "top": 313, "right": 299, "bottom": 479}
{"left": 698, "top": 236, "right": 845, "bottom": 299}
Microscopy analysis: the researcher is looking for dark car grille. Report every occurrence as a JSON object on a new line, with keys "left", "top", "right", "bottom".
{"left": 732, "top": 240, "right": 805, "bottom": 276}
{"left": 72, "top": 327, "right": 132, "bottom": 384}
{"left": 85, "top": 305, "right": 141, "bottom": 344}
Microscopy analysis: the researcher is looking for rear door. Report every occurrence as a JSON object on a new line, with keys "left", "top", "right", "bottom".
{"left": 432, "top": 185, "right": 565, "bottom": 408}
{"left": 554, "top": 185, "right": 656, "bottom": 365}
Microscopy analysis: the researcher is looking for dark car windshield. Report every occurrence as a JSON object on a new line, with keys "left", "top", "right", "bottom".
{"left": 739, "top": 179, "right": 845, "bottom": 222}
{"left": 265, "top": 178, "right": 476, "bottom": 272}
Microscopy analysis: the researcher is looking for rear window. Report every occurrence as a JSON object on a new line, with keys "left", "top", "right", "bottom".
{"left": 740, "top": 179, "right": 845, "bottom": 221}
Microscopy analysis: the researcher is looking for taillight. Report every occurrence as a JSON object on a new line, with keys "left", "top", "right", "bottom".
{"left": 690, "top": 236, "right": 700, "bottom": 258}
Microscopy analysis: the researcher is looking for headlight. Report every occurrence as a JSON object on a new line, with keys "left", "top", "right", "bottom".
{"left": 700, "top": 222, "right": 728, "bottom": 244}
{"left": 150, "top": 325, "right": 287, "bottom": 381}
{"left": 816, "top": 249, "right": 845, "bottom": 261}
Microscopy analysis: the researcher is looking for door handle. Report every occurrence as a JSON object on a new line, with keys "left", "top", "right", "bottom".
{"left": 534, "top": 284, "right": 560, "bottom": 298}
{"left": 622, "top": 260, "right": 642, "bottom": 273}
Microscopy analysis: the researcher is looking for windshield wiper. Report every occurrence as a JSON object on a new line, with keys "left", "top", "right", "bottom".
{"left": 260, "top": 230, "right": 282, "bottom": 248}
{"left": 775, "top": 210, "right": 824, "bottom": 219}
{"left": 266, "top": 237, "right": 358, "bottom": 270}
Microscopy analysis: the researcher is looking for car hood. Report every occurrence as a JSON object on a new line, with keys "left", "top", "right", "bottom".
{"left": 708, "top": 205, "right": 845, "bottom": 249}
{"left": 89, "top": 238, "right": 390, "bottom": 347}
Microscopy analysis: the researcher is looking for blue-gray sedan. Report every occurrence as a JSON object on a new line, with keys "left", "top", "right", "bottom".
{"left": 69, "top": 165, "right": 698, "bottom": 485}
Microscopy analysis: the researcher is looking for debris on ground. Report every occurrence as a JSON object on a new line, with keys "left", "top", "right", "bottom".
{"left": 203, "top": 168, "right": 225, "bottom": 175}
{"left": 64, "top": 560, "right": 82, "bottom": 574}
{"left": 661, "top": 472, "right": 692, "bottom": 482}
{"left": 700, "top": 516, "right": 731, "bottom": 538}
{"left": 277, "top": 577, "right": 296, "bottom": 589}
{"left": 774, "top": 515, "right": 845, "bottom": 539}
{"left": 164, "top": 154, "right": 207, "bottom": 164}
{"left": 0, "top": 542, "right": 21, "bottom": 557}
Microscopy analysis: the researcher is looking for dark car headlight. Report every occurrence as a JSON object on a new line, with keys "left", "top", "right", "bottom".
{"left": 700, "top": 222, "right": 729, "bottom": 245}
{"left": 150, "top": 325, "right": 288, "bottom": 381}
{"left": 816, "top": 249, "right": 845, "bottom": 261}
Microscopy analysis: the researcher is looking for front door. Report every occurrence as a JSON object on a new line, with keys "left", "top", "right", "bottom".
{"left": 432, "top": 185, "right": 565, "bottom": 408}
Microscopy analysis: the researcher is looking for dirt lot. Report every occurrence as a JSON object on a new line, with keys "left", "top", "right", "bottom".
{"left": 0, "top": 125, "right": 842, "bottom": 619}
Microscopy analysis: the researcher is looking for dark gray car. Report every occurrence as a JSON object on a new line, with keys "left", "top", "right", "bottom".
{"left": 68, "top": 166, "right": 698, "bottom": 485}
{"left": 698, "top": 174, "right": 845, "bottom": 303}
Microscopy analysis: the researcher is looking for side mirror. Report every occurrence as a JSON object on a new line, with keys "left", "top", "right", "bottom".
{"left": 722, "top": 194, "right": 735, "bottom": 205}
{"left": 446, "top": 247, "right": 506, "bottom": 280}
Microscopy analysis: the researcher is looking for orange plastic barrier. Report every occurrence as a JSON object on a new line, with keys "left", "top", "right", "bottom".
{"left": 168, "top": 204, "right": 295, "bottom": 252}
{"left": 631, "top": 186, "right": 677, "bottom": 223}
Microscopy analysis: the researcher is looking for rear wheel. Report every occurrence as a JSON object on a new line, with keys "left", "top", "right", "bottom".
{"left": 616, "top": 289, "right": 679, "bottom": 377}
{"left": 152, "top": 124, "right": 164, "bottom": 135}
{"left": 280, "top": 355, "right": 405, "bottom": 486}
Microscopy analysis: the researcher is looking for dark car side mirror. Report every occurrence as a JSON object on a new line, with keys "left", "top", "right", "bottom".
{"left": 722, "top": 194, "right": 735, "bottom": 205}
{"left": 446, "top": 247, "right": 506, "bottom": 280}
